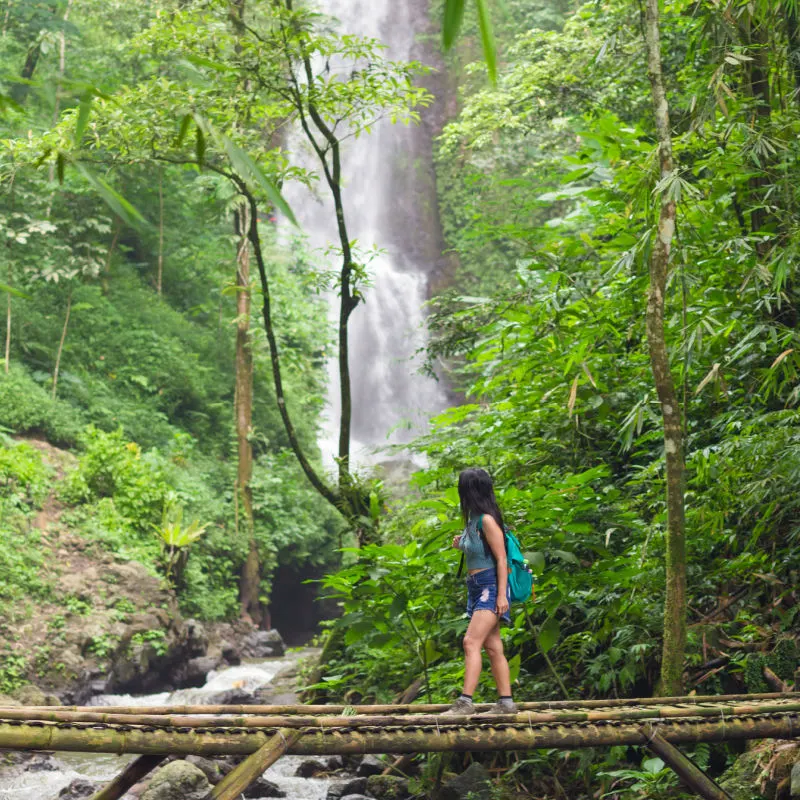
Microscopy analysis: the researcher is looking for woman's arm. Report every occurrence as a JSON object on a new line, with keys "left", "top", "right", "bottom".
{"left": 482, "top": 515, "right": 509, "bottom": 615}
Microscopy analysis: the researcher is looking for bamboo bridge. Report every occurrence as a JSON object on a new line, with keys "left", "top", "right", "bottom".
{"left": 2, "top": 692, "right": 800, "bottom": 800}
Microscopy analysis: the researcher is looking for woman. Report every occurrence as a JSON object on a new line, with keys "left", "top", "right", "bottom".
{"left": 443, "top": 468, "right": 518, "bottom": 716}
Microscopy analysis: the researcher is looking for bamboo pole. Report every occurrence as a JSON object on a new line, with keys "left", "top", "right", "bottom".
{"left": 89, "top": 755, "right": 164, "bottom": 800}
{"left": 0, "top": 713, "right": 797, "bottom": 757}
{"left": 212, "top": 729, "right": 300, "bottom": 800}
{"left": 8, "top": 691, "right": 798, "bottom": 717}
{"left": 2, "top": 701, "right": 799, "bottom": 730}
{"left": 644, "top": 726, "right": 732, "bottom": 800}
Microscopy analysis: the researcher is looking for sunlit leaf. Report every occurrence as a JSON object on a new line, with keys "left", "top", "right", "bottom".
{"left": 74, "top": 163, "right": 147, "bottom": 229}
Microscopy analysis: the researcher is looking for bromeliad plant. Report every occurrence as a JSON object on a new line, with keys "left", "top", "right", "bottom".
{"left": 152, "top": 498, "right": 209, "bottom": 589}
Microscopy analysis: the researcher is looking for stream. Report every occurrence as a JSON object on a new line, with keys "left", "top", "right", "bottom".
{"left": 0, "top": 649, "right": 330, "bottom": 800}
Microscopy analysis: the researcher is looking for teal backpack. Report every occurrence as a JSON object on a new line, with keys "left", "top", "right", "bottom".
{"left": 503, "top": 528, "right": 534, "bottom": 604}
{"left": 457, "top": 516, "right": 534, "bottom": 604}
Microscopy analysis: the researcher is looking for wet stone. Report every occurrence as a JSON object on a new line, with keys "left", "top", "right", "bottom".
{"left": 791, "top": 762, "right": 800, "bottom": 798}
{"left": 440, "top": 763, "right": 492, "bottom": 800}
{"left": 58, "top": 778, "right": 98, "bottom": 798}
{"left": 366, "top": 774, "right": 411, "bottom": 800}
{"left": 355, "top": 754, "right": 385, "bottom": 777}
{"left": 295, "top": 757, "right": 329, "bottom": 778}
{"left": 140, "top": 760, "right": 212, "bottom": 800}
{"left": 327, "top": 777, "right": 368, "bottom": 800}
{"left": 243, "top": 775, "right": 286, "bottom": 798}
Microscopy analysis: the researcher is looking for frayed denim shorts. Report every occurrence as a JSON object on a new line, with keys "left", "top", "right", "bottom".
{"left": 466, "top": 567, "right": 511, "bottom": 625}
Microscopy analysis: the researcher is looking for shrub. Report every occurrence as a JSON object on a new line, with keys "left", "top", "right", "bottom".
{"left": 0, "top": 440, "right": 51, "bottom": 508}
{"left": 0, "top": 365, "right": 83, "bottom": 446}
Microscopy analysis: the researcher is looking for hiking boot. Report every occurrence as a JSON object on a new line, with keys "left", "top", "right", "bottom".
{"left": 440, "top": 696, "right": 476, "bottom": 716}
{"left": 476, "top": 698, "right": 518, "bottom": 716}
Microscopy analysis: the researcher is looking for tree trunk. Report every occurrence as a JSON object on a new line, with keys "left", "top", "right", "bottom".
{"left": 4, "top": 263, "right": 10, "bottom": 374}
{"left": 157, "top": 169, "right": 164, "bottom": 295}
{"left": 786, "top": 2, "right": 800, "bottom": 99}
{"left": 234, "top": 201, "right": 261, "bottom": 627}
{"left": 102, "top": 218, "right": 121, "bottom": 297}
{"left": 52, "top": 288, "right": 72, "bottom": 399}
{"left": 643, "top": 0, "right": 687, "bottom": 697}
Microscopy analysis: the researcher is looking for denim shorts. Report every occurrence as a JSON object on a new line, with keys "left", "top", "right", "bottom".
{"left": 466, "top": 568, "right": 511, "bottom": 625}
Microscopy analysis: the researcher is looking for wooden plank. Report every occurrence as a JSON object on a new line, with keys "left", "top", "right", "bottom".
{"left": 212, "top": 729, "right": 301, "bottom": 800}
{"left": 89, "top": 755, "right": 164, "bottom": 800}
{"left": 644, "top": 726, "right": 732, "bottom": 800}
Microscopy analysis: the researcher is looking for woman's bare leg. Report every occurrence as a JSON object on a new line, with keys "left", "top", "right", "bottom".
{"left": 462, "top": 610, "right": 499, "bottom": 695}
{"left": 484, "top": 623, "right": 511, "bottom": 696}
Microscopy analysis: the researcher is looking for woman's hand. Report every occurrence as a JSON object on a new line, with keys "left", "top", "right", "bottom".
{"left": 452, "top": 534, "right": 462, "bottom": 549}
{"left": 495, "top": 592, "right": 509, "bottom": 616}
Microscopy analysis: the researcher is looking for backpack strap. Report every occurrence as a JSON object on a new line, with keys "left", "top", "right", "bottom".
{"left": 457, "top": 552, "right": 465, "bottom": 579}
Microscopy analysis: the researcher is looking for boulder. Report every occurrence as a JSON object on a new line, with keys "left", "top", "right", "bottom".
{"left": 203, "top": 688, "right": 257, "bottom": 706}
{"left": 222, "top": 641, "right": 242, "bottom": 666}
{"left": 11, "top": 683, "right": 57, "bottom": 706}
{"left": 240, "top": 629, "right": 286, "bottom": 658}
{"left": 355, "top": 754, "right": 386, "bottom": 777}
{"left": 339, "top": 796, "right": 372, "bottom": 800}
{"left": 365, "top": 774, "right": 411, "bottom": 799}
{"left": 325, "top": 755, "right": 346, "bottom": 772}
{"left": 58, "top": 778, "right": 98, "bottom": 798}
{"left": 0, "top": 693, "right": 21, "bottom": 707}
{"left": 171, "top": 656, "right": 221, "bottom": 689}
{"left": 440, "top": 763, "right": 492, "bottom": 800}
{"left": 140, "top": 760, "right": 213, "bottom": 800}
{"left": 243, "top": 775, "right": 286, "bottom": 797}
{"left": 295, "top": 757, "right": 329, "bottom": 778}
{"left": 327, "top": 778, "right": 368, "bottom": 800}
{"left": 792, "top": 762, "right": 800, "bottom": 798}
{"left": 185, "top": 755, "right": 226, "bottom": 785}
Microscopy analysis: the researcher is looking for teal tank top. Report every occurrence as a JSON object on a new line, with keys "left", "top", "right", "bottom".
{"left": 457, "top": 514, "right": 496, "bottom": 572}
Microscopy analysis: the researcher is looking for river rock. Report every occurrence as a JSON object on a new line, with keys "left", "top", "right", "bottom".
{"left": 185, "top": 755, "right": 225, "bottom": 784}
{"left": 12, "top": 683, "right": 59, "bottom": 706}
{"left": 221, "top": 641, "right": 242, "bottom": 665}
{"left": 339, "top": 795, "right": 372, "bottom": 800}
{"left": 243, "top": 775, "right": 286, "bottom": 798}
{"left": 366, "top": 774, "right": 411, "bottom": 799}
{"left": 203, "top": 687, "right": 258, "bottom": 706}
{"left": 58, "top": 778, "right": 98, "bottom": 798}
{"left": 140, "top": 760, "right": 213, "bottom": 800}
{"left": 440, "top": 763, "right": 492, "bottom": 800}
{"left": 327, "top": 778, "right": 368, "bottom": 800}
{"left": 295, "top": 757, "right": 329, "bottom": 778}
{"left": 240, "top": 629, "right": 286, "bottom": 658}
{"left": 171, "top": 655, "right": 221, "bottom": 688}
{"left": 0, "top": 693, "right": 21, "bottom": 706}
{"left": 355, "top": 754, "right": 386, "bottom": 777}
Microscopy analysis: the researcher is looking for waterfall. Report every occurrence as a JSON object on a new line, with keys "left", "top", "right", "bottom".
{"left": 285, "top": 0, "right": 447, "bottom": 468}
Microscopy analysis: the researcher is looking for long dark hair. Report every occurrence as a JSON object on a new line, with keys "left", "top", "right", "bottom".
{"left": 458, "top": 468, "right": 505, "bottom": 531}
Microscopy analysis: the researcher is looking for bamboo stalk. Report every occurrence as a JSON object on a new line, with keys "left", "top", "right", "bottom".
{"left": 0, "top": 713, "right": 797, "bottom": 757}
{"left": 644, "top": 726, "right": 732, "bottom": 800}
{"left": 3, "top": 701, "right": 799, "bottom": 730}
{"left": 9, "top": 691, "right": 798, "bottom": 718}
{"left": 89, "top": 755, "right": 164, "bottom": 800}
{"left": 212, "top": 729, "right": 300, "bottom": 800}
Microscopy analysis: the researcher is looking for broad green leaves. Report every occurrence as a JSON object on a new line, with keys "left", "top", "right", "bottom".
{"left": 442, "top": 0, "right": 497, "bottom": 84}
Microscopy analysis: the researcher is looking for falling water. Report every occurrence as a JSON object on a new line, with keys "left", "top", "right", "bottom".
{"left": 285, "top": 0, "right": 447, "bottom": 467}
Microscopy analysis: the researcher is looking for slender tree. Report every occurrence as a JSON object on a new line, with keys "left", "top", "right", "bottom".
{"left": 643, "top": 0, "right": 687, "bottom": 696}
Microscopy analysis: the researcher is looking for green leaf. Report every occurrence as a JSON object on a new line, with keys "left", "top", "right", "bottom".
{"left": 508, "top": 653, "right": 521, "bottom": 684}
{"left": 74, "top": 163, "right": 147, "bottom": 229}
{"left": 442, "top": 0, "right": 466, "bottom": 49}
{"left": 537, "top": 617, "right": 560, "bottom": 654}
{"left": 527, "top": 551, "right": 545, "bottom": 575}
{"left": 74, "top": 91, "right": 93, "bottom": 144}
{"left": 0, "top": 283, "right": 31, "bottom": 300}
{"left": 474, "top": 0, "right": 497, "bottom": 84}
{"left": 176, "top": 114, "right": 193, "bottom": 148}
{"left": 183, "top": 54, "right": 232, "bottom": 72}
{"left": 194, "top": 115, "right": 298, "bottom": 227}
{"left": 195, "top": 126, "right": 206, "bottom": 165}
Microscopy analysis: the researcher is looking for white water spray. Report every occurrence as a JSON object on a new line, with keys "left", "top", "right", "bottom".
{"left": 285, "top": 0, "right": 446, "bottom": 468}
